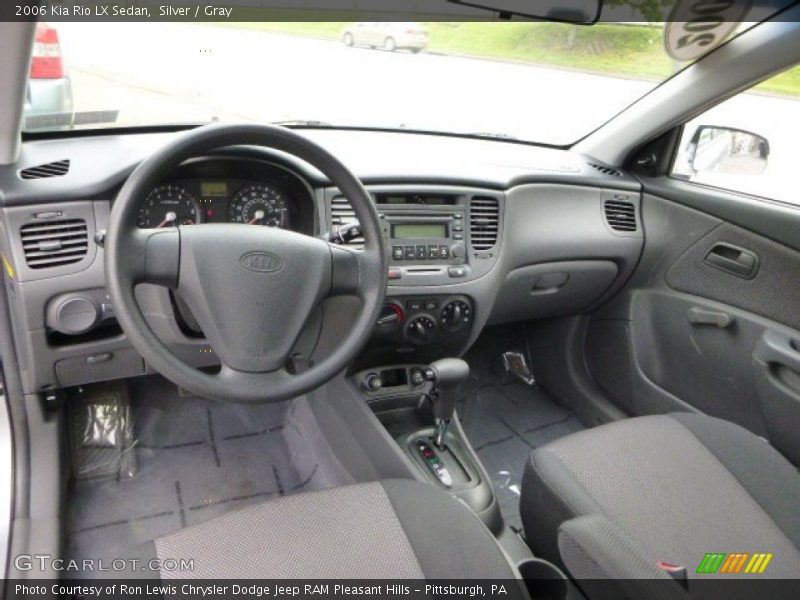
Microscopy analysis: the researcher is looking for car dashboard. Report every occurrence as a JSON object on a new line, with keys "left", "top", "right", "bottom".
{"left": 0, "top": 128, "right": 644, "bottom": 395}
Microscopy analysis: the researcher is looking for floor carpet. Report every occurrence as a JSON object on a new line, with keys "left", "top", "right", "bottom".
{"left": 459, "top": 325, "right": 586, "bottom": 532}
{"left": 66, "top": 326, "right": 584, "bottom": 558}
{"left": 66, "top": 376, "right": 333, "bottom": 566}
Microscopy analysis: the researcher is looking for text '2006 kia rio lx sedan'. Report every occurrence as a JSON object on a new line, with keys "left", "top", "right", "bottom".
{"left": 1, "top": 2, "right": 800, "bottom": 599}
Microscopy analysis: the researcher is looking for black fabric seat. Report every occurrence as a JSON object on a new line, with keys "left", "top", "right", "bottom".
{"left": 521, "top": 412, "right": 800, "bottom": 589}
{"left": 147, "top": 479, "right": 518, "bottom": 579}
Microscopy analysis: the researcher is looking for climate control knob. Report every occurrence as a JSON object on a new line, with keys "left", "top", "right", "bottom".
{"left": 376, "top": 302, "right": 404, "bottom": 333}
{"left": 440, "top": 300, "right": 472, "bottom": 332}
{"left": 405, "top": 314, "right": 437, "bottom": 344}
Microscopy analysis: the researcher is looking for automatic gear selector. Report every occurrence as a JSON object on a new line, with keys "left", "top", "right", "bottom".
{"left": 421, "top": 358, "right": 470, "bottom": 449}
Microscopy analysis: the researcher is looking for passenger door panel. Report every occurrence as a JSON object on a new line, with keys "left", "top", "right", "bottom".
{"left": 630, "top": 290, "right": 772, "bottom": 438}
{"left": 586, "top": 186, "right": 800, "bottom": 463}
{"left": 665, "top": 222, "right": 800, "bottom": 330}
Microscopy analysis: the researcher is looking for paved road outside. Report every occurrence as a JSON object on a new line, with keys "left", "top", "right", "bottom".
{"left": 53, "top": 22, "right": 797, "bottom": 204}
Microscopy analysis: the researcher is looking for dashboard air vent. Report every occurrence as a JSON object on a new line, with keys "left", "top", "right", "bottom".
{"left": 330, "top": 196, "right": 364, "bottom": 247}
{"left": 588, "top": 163, "right": 622, "bottom": 177}
{"left": 603, "top": 199, "right": 638, "bottom": 232}
{"left": 20, "top": 159, "right": 70, "bottom": 180}
{"left": 20, "top": 218, "right": 88, "bottom": 269}
{"left": 469, "top": 196, "right": 499, "bottom": 251}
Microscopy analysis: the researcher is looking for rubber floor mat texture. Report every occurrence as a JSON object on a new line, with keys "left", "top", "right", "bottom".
{"left": 66, "top": 376, "right": 328, "bottom": 565}
{"left": 459, "top": 326, "right": 585, "bottom": 532}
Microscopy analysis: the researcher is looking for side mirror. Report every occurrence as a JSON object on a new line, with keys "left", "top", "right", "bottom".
{"left": 687, "top": 126, "right": 769, "bottom": 175}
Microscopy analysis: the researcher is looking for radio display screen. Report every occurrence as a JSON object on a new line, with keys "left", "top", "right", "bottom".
{"left": 391, "top": 223, "right": 448, "bottom": 239}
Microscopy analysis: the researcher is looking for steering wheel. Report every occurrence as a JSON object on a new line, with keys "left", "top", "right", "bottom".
{"left": 105, "top": 124, "right": 387, "bottom": 403}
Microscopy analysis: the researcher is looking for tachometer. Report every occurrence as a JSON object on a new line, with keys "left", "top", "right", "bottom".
{"left": 229, "top": 184, "right": 290, "bottom": 227}
{"left": 137, "top": 184, "right": 200, "bottom": 228}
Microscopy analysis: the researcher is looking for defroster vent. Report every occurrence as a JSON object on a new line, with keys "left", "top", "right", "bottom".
{"left": 20, "top": 219, "right": 88, "bottom": 269}
{"left": 588, "top": 163, "right": 622, "bottom": 177}
{"left": 20, "top": 159, "right": 70, "bottom": 180}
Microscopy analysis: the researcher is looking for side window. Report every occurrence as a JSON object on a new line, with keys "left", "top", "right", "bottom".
{"left": 671, "top": 64, "right": 799, "bottom": 206}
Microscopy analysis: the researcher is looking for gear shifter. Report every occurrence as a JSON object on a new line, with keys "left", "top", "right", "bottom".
{"left": 422, "top": 358, "right": 470, "bottom": 450}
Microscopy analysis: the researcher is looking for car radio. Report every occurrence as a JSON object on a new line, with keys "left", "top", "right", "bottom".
{"left": 380, "top": 210, "right": 467, "bottom": 266}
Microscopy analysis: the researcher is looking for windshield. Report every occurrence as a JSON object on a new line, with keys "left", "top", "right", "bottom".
{"left": 22, "top": 21, "right": 794, "bottom": 145}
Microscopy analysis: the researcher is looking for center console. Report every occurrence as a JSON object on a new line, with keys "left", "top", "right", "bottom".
{"left": 335, "top": 189, "right": 504, "bottom": 523}
{"left": 354, "top": 361, "right": 501, "bottom": 533}
{"left": 324, "top": 185, "right": 503, "bottom": 370}
{"left": 345, "top": 360, "right": 567, "bottom": 594}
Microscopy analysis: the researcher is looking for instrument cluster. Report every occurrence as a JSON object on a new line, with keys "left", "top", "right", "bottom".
{"left": 136, "top": 179, "right": 295, "bottom": 229}
{"left": 132, "top": 156, "right": 317, "bottom": 234}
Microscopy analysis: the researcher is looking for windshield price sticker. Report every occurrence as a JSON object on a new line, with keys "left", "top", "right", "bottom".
{"left": 665, "top": 0, "right": 752, "bottom": 62}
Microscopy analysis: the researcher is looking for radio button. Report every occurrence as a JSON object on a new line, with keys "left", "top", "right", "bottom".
{"left": 427, "top": 244, "right": 439, "bottom": 257}
{"left": 453, "top": 224, "right": 464, "bottom": 232}
{"left": 416, "top": 245, "right": 428, "bottom": 259}
{"left": 392, "top": 246, "right": 405, "bottom": 260}
{"left": 454, "top": 233, "right": 464, "bottom": 240}
{"left": 404, "top": 246, "right": 417, "bottom": 260}
{"left": 438, "top": 245, "right": 449, "bottom": 259}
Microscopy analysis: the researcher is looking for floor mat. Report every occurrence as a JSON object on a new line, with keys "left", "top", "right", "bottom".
{"left": 459, "top": 325, "right": 586, "bottom": 532}
{"left": 66, "top": 376, "right": 338, "bottom": 566}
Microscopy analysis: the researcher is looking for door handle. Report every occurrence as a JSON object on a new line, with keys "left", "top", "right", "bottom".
{"left": 754, "top": 330, "right": 800, "bottom": 374}
{"left": 687, "top": 307, "right": 734, "bottom": 328}
{"left": 704, "top": 243, "right": 759, "bottom": 279}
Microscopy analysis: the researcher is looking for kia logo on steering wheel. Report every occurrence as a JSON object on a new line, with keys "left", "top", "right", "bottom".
{"left": 239, "top": 251, "right": 283, "bottom": 273}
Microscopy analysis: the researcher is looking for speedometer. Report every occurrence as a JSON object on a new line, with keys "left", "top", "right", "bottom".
{"left": 137, "top": 184, "right": 200, "bottom": 228}
{"left": 229, "top": 184, "right": 290, "bottom": 227}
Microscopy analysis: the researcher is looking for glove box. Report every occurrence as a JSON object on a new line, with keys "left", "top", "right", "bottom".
{"left": 489, "top": 260, "right": 618, "bottom": 325}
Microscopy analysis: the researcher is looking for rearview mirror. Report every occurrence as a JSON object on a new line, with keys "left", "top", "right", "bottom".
{"left": 688, "top": 126, "right": 770, "bottom": 175}
{"left": 448, "top": 0, "right": 602, "bottom": 23}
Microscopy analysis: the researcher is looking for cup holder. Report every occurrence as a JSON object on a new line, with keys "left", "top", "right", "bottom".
{"left": 518, "top": 558, "right": 570, "bottom": 600}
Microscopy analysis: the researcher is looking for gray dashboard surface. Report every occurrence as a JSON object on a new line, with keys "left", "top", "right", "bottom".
{"left": 0, "top": 128, "right": 639, "bottom": 206}
{"left": 0, "top": 127, "right": 644, "bottom": 395}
